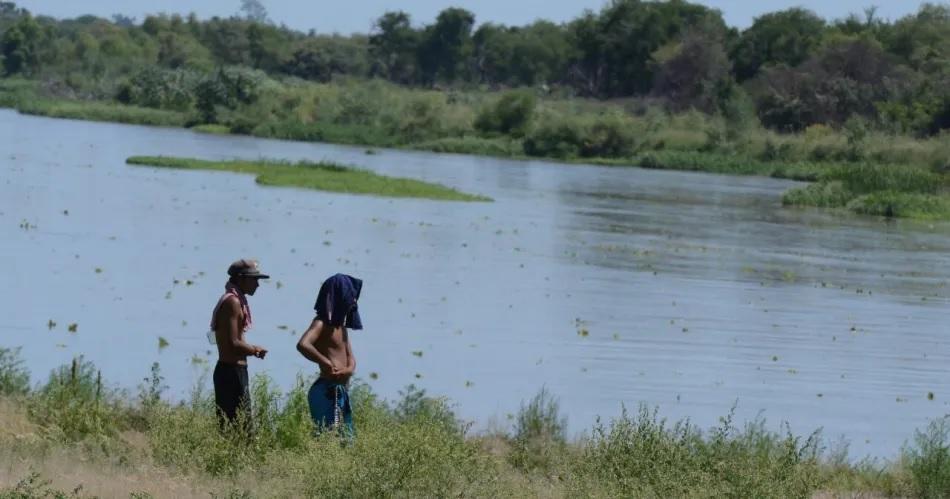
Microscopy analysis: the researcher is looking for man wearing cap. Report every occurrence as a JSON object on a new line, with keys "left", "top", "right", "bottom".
{"left": 209, "top": 258, "right": 270, "bottom": 430}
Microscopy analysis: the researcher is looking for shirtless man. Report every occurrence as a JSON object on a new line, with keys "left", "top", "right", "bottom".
{"left": 296, "top": 273, "right": 363, "bottom": 438}
{"left": 210, "top": 259, "right": 270, "bottom": 429}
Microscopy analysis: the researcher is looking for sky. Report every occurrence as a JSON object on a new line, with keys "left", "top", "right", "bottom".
{"left": 13, "top": 1, "right": 942, "bottom": 34}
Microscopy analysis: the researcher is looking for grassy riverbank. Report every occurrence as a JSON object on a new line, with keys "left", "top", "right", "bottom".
{"left": 0, "top": 348, "right": 948, "bottom": 498}
{"left": 126, "top": 156, "right": 491, "bottom": 202}
{"left": 0, "top": 349, "right": 950, "bottom": 498}
{"left": 5, "top": 78, "right": 950, "bottom": 218}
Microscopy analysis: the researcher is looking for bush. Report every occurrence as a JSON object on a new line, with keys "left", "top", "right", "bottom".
{"left": 847, "top": 192, "right": 950, "bottom": 219}
{"left": 523, "top": 111, "right": 636, "bottom": 159}
{"left": 782, "top": 181, "right": 853, "bottom": 208}
{"left": 824, "top": 163, "right": 938, "bottom": 195}
{"left": 906, "top": 416, "right": 950, "bottom": 499}
{"left": 28, "top": 357, "right": 125, "bottom": 441}
{"left": 0, "top": 347, "right": 29, "bottom": 396}
{"left": 509, "top": 387, "right": 567, "bottom": 472}
{"left": 570, "top": 405, "right": 823, "bottom": 497}
{"left": 392, "top": 384, "right": 465, "bottom": 436}
{"left": 580, "top": 111, "right": 636, "bottom": 157}
{"left": 474, "top": 90, "right": 536, "bottom": 138}
{"left": 523, "top": 114, "right": 584, "bottom": 158}
{"left": 388, "top": 94, "right": 446, "bottom": 142}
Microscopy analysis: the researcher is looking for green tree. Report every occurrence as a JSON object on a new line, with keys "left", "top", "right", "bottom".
{"left": 568, "top": 0, "right": 724, "bottom": 97}
{"left": 1, "top": 11, "right": 40, "bottom": 75}
{"left": 652, "top": 27, "right": 733, "bottom": 113}
{"left": 751, "top": 38, "right": 904, "bottom": 130}
{"left": 369, "top": 11, "right": 419, "bottom": 83}
{"left": 474, "top": 21, "right": 573, "bottom": 86}
{"left": 731, "top": 8, "right": 826, "bottom": 82}
{"left": 884, "top": 4, "right": 950, "bottom": 75}
{"left": 282, "top": 36, "right": 370, "bottom": 82}
{"left": 239, "top": 0, "right": 269, "bottom": 24}
{"left": 417, "top": 7, "right": 475, "bottom": 85}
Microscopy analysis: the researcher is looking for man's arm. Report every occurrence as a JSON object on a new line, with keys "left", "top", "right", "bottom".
{"left": 342, "top": 329, "right": 356, "bottom": 375}
{"left": 296, "top": 318, "right": 335, "bottom": 371}
{"left": 218, "top": 297, "right": 264, "bottom": 357}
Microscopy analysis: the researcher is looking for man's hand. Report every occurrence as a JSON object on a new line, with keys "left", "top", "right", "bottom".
{"left": 253, "top": 346, "right": 268, "bottom": 359}
{"left": 328, "top": 364, "right": 351, "bottom": 381}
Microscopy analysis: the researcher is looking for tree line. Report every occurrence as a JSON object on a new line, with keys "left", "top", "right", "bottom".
{"left": 1, "top": 0, "right": 950, "bottom": 135}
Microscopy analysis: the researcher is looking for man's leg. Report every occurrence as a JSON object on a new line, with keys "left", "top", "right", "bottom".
{"left": 308, "top": 379, "right": 335, "bottom": 431}
{"left": 213, "top": 362, "right": 240, "bottom": 429}
{"left": 339, "top": 385, "right": 355, "bottom": 442}
{"left": 236, "top": 365, "right": 252, "bottom": 435}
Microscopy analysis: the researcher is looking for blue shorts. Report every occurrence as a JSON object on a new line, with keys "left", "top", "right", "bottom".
{"left": 308, "top": 378, "right": 355, "bottom": 441}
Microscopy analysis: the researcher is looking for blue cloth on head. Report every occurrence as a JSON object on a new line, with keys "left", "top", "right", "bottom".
{"left": 308, "top": 378, "right": 354, "bottom": 441}
{"left": 314, "top": 273, "right": 363, "bottom": 330}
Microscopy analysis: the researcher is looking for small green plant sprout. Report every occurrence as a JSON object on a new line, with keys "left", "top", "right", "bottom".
{"left": 369, "top": 372, "right": 379, "bottom": 380}
{"left": 158, "top": 337, "right": 169, "bottom": 349}
{"left": 67, "top": 323, "right": 78, "bottom": 333}
{"left": 94, "top": 267, "right": 103, "bottom": 273}
{"left": 411, "top": 351, "right": 423, "bottom": 357}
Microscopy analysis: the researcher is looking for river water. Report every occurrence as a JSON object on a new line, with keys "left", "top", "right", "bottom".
{"left": 2, "top": 109, "right": 949, "bottom": 458}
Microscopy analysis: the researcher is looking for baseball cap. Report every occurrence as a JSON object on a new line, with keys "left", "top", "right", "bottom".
{"left": 227, "top": 259, "right": 270, "bottom": 279}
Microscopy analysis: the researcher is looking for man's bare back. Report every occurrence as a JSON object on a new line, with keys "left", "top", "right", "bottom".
{"left": 297, "top": 318, "right": 355, "bottom": 382}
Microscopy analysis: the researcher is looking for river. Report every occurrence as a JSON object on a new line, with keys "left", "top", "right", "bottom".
{"left": 2, "top": 109, "right": 948, "bottom": 458}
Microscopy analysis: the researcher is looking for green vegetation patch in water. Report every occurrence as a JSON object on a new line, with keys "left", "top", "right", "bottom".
{"left": 190, "top": 124, "right": 231, "bottom": 135}
{"left": 782, "top": 163, "right": 950, "bottom": 219}
{"left": 126, "top": 156, "right": 492, "bottom": 202}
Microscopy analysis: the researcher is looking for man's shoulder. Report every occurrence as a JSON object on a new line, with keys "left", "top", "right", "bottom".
{"left": 217, "top": 294, "right": 242, "bottom": 313}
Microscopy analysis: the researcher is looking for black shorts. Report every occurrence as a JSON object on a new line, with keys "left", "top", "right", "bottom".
{"left": 213, "top": 361, "right": 250, "bottom": 426}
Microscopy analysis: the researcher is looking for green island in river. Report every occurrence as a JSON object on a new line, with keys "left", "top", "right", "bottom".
{"left": 126, "top": 156, "right": 492, "bottom": 202}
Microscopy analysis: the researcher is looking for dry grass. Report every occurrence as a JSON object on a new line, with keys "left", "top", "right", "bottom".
{"left": 0, "top": 398, "right": 212, "bottom": 498}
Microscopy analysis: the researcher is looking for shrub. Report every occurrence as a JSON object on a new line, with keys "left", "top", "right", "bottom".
{"left": 0, "top": 347, "right": 29, "bottom": 396}
{"left": 388, "top": 94, "right": 446, "bottom": 142}
{"left": 847, "top": 192, "right": 950, "bottom": 219}
{"left": 824, "top": 163, "right": 938, "bottom": 195}
{"left": 580, "top": 111, "right": 636, "bottom": 158}
{"left": 509, "top": 387, "right": 567, "bottom": 472}
{"left": 906, "top": 416, "right": 950, "bottom": 499}
{"left": 570, "top": 405, "right": 823, "bottom": 497}
{"left": 28, "top": 357, "right": 125, "bottom": 441}
{"left": 782, "top": 181, "right": 853, "bottom": 208}
{"left": 523, "top": 114, "right": 584, "bottom": 158}
{"left": 474, "top": 90, "right": 536, "bottom": 138}
{"left": 392, "top": 384, "right": 465, "bottom": 436}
